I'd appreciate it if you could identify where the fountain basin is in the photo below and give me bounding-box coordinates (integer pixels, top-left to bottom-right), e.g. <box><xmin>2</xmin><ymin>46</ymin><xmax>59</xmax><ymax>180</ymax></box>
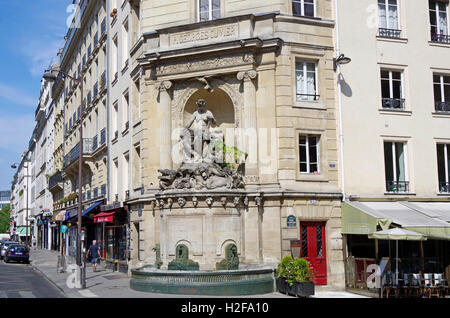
<box><xmin>130</xmin><ymin>266</ymin><xmax>275</xmax><ymax>296</ymax></box>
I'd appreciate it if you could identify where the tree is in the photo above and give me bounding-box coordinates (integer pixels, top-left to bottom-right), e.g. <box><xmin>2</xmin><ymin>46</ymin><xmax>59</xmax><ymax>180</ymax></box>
<box><xmin>0</xmin><ymin>205</ymin><xmax>11</xmax><ymax>233</ymax></box>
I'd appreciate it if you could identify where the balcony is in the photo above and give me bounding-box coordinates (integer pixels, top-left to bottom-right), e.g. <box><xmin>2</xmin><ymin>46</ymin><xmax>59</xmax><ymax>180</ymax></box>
<box><xmin>378</xmin><ymin>28</ymin><xmax>401</xmax><ymax>39</ymax></box>
<box><xmin>386</xmin><ymin>181</ymin><xmax>409</xmax><ymax>193</ymax></box>
<box><xmin>439</xmin><ymin>182</ymin><xmax>450</xmax><ymax>194</ymax></box>
<box><xmin>382</xmin><ymin>98</ymin><xmax>405</xmax><ymax>110</ymax></box>
<box><xmin>48</xmin><ymin>171</ymin><xmax>63</xmax><ymax>192</ymax></box>
<box><xmin>435</xmin><ymin>101</ymin><xmax>450</xmax><ymax>112</ymax></box>
<box><xmin>431</xmin><ymin>31</ymin><xmax>450</xmax><ymax>44</ymax></box>
<box><xmin>35</xmin><ymin>103</ymin><xmax>45</xmax><ymax>120</ymax></box>
<box><xmin>63</xmin><ymin>138</ymin><xmax>95</xmax><ymax>168</ymax></box>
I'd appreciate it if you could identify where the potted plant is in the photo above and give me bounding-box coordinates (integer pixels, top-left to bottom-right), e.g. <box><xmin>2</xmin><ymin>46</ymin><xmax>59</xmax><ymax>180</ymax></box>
<box><xmin>275</xmin><ymin>256</ymin><xmax>315</xmax><ymax>298</ymax></box>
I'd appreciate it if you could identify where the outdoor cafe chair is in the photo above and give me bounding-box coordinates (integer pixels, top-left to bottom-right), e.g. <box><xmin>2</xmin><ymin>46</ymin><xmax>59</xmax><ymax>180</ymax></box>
<box><xmin>408</xmin><ymin>273</ymin><xmax>423</xmax><ymax>298</ymax></box>
<box><xmin>434</xmin><ymin>273</ymin><xmax>447</xmax><ymax>298</ymax></box>
<box><xmin>382</xmin><ymin>271</ymin><xmax>398</xmax><ymax>298</ymax></box>
<box><xmin>424</xmin><ymin>273</ymin><xmax>440</xmax><ymax>298</ymax></box>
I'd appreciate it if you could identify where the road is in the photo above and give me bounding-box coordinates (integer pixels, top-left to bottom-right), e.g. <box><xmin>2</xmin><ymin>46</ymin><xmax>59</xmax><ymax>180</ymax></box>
<box><xmin>0</xmin><ymin>259</ymin><xmax>65</xmax><ymax>298</ymax></box>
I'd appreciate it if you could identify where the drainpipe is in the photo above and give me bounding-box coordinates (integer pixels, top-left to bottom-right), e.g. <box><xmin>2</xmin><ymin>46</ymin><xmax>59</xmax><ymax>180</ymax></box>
<box><xmin>334</xmin><ymin>0</ymin><xmax>345</xmax><ymax>202</ymax></box>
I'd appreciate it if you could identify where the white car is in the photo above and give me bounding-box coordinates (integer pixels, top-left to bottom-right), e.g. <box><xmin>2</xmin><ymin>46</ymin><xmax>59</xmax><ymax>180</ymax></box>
<box><xmin>0</xmin><ymin>241</ymin><xmax>16</xmax><ymax>259</ymax></box>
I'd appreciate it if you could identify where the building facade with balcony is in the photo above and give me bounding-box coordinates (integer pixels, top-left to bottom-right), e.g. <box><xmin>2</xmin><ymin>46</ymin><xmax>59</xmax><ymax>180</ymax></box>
<box><xmin>49</xmin><ymin>0</ymin><xmax>109</xmax><ymax>260</ymax></box>
<box><xmin>336</xmin><ymin>0</ymin><xmax>450</xmax><ymax>292</ymax></box>
<box><xmin>124</xmin><ymin>0</ymin><xmax>345</xmax><ymax>289</ymax></box>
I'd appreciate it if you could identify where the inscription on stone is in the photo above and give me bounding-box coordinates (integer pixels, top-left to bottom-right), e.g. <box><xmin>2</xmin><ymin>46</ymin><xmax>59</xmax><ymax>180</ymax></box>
<box><xmin>170</xmin><ymin>25</ymin><xmax>238</xmax><ymax>46</ymax></box>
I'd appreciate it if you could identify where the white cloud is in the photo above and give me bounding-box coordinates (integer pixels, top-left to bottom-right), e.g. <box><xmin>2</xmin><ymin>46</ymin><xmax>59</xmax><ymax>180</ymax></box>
<box><xmin>0</xmin><ymin>83</ymin><xmax>37</xmax><ymax>107</ymax></box>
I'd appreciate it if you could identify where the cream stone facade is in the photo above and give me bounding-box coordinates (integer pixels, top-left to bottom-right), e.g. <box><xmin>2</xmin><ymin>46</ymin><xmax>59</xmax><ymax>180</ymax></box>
<box><xmin>127</xmin><ymin>0</ymin><xmax>345</xmax><ymax>289</ymax></box>
<box><xmin>337</xmin><ymin>0</ymin><xmax>450</xmax><ymax>199</ymax></box>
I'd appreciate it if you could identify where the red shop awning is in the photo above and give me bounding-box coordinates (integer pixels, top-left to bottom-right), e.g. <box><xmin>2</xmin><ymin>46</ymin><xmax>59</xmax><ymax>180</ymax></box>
<box><xmin>94</xmin><ymin>211</ymin><xmax>116</xmax><ymax>223</ymax></box>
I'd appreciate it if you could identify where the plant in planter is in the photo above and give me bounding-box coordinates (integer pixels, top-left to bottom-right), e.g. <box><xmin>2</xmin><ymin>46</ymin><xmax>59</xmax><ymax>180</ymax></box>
<box><xmin>275</xmin><ymin>256</ymin><xmax>315</xmax><ymax>297</ymax></box>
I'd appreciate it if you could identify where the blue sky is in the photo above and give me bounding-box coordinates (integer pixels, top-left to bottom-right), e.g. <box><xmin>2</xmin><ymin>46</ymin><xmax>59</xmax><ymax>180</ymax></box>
<box><xmin>0</xmin><ymin>1</ymin><xmax>72</xmax><ymax>190</ymax></box>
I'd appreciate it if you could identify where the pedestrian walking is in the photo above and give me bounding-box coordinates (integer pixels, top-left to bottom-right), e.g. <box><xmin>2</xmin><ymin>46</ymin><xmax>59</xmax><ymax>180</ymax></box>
<box><xmin>86</xmin><ymin>240</ymin><xmax>101</xmax><ymax>272</ymax></box>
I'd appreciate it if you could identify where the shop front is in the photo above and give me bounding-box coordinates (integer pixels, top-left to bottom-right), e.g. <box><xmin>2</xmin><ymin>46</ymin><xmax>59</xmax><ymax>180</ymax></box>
<box><xmin>342</xmin><ymin>201</ymin><xmax>450</xmax><ymax>295</ymax></box>
<box><xmin>97</xmin><ymin>202</ymin><xmax>129</xmax><ymax>273</ymax></box>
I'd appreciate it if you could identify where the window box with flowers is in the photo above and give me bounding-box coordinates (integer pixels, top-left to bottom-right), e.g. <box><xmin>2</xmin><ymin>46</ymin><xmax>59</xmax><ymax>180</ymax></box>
<box><xmin>275</xmin><ymin>256</ymin><xmax>315</xmax><ymax>297</ymax></box>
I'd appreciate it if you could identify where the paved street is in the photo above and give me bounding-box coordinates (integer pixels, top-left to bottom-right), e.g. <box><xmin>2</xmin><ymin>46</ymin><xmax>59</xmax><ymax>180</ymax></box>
<box><xmin>0</xmin><ymin>259</ymin><xmax>64</xmax><ymax>298</ymax></box>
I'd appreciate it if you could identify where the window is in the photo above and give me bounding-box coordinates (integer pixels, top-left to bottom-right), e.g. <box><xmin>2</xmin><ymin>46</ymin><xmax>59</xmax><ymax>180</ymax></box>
<box><xmin>122</xmin><ymin>20</ymin><xmax>129</xmax><ymax>68</ymax></box>
<box><xmin>437</xmin><ymin>144</ymin><xmax>450</xmax><ymax>193</ymax></box>
<box><xmin>384</xmin><ymin>141</ymin><xmax>409</xmax><ymax>192</ymax></box>
<box><xmin>112</xmin><ymin>101</ymin><xmax>118</xmax><ymax>138</ymax></box>
<box><xmin>296</xmin><ymin>61</ymin><xmax>319</xmax><ymax>101</ymax></box>
<box><xmin>433</xmin><ymin>74</ymin><xmax>450</xmax><ymax>112</ymax></box>
<box><xmin>292</xmin><ymin>0</ymin><xmax>315</xmax><ymax>17</ymax></box>
<box><xmin>378</xmin><ymin>0</ymin><xmax>401</xmax><ymax>37</ymax></box>
<box><xmin>133</xmin><ymin>145</ymin><xmax>141</xmax><ymax>188</ymax></box>
<box><xmin>430</xmin><ymin>0</ymin><xmax>450</xmax><ymax>43</ymax></box>
<box><xmin>198</xmin><ymin>0</ymin><xmax>220</xmax><ymax>22</ymax></box>
<box><xmin>380</xmin><ymin>69</ymin><xmax>405</xmax><ymax>109</ymax></box>
<box><xmin>112</xmin><ymin>35</ymin><xmax>118</xmax><ymax>80</ymax></box>
<box><xmin>123</xmin><ymin>91</ymin><xmax>129</xmax><ymax>131</ymax></box>
<box><xmin>299</xmin><ymin>135</ymin><xmax>320</xmax><ymax>174</ymax></box>
<box><xmin>112</xmin><ymin>158</ymin><xmax>118</xmax><ymax>198</ymax></box>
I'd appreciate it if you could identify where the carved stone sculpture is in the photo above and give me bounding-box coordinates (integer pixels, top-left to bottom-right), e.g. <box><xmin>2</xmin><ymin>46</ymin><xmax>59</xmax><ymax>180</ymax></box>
<box><xmin>168</xmin><ymin>244</ymin><xmax>199</xmax><ymax>271</ymax></box>
<box><xmin>152</xmin><ymin>244</ymin><xmax>163</xmax><ymax>269</ymax></box>
<box><xmin>216</xmin><ymin>244</ymin><xmax>239</xmax><ymax>270</ymax></box>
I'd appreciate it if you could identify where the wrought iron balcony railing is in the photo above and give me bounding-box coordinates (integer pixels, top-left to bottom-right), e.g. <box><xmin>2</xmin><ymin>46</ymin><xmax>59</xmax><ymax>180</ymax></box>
<box><xmin>386</xmin><ymin>180</ymin><xmax>409</xmax><ymax>193</ymax></box>
<box><xmin>378</xmin><ymin>28</ymin><xmax>402</xmax><ymax>38</ymax></box>
<box><xmin>382</xmin><ymin>98</ymin><xmax>405</xmax><ymax>110</ymax></box>
<box><xmin>435</xmin><ymin>101</ymin><xmax>450</xmax><ymax>112</ymax></box>
<box><xmin>48</xmin><ymin>171</ymin><xmax>63</xmax><ymax>190</ymax></box>
<box><xmin>63</xmin><ymin>138</ymin><xmax>94</xmax><ymax>168</ymax></box>
<box><xmin>296</xmin><ymin>93</ymin><xmax>320</xmax><ymax>101</ymax></box>
<box><xmin>439</xmin><ymin>182</ymin><xmax>450</xmax><ymax>193</ymax></box>
<box><xmin>431</xmin><ymin>31</ymin><xmax>450</xmax><ymax>44</ymax></box>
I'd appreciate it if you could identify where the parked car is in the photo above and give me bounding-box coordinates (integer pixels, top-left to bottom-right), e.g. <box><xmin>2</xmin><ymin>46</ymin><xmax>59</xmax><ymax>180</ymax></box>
<box><xmin>0</xmin><ymin>241</ymin><xmax>16</xmax><ymax>259</ymax></box>
<box><xmin>3</xmin><ymin>244</ymin><xmax>29</xmax><ymax>264</ymax></box>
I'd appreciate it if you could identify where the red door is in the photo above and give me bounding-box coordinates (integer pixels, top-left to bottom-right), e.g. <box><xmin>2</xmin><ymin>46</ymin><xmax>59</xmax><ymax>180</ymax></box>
<box><xmin>300</xmin><ymin>222</ymin><xmax>327</xmax><ymax>285</ymax></box>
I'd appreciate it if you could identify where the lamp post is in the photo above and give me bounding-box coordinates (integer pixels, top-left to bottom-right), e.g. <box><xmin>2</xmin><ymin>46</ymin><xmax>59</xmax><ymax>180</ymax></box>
<box><xmin>11</xmin><ymin>161</ymin><xmax>29</xmax><ymax>247</ymax></box>
<box><xmin>43</xmin><ymin>69</ymin><xmax>85</xmax><ymax>289</ymax></box>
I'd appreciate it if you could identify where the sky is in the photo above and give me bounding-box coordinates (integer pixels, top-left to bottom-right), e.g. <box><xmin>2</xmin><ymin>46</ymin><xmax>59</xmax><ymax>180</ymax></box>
<box><xmin>0</xmin><ymin>1</ymin><xmax>72</xmax><ymax>190</ymax></box>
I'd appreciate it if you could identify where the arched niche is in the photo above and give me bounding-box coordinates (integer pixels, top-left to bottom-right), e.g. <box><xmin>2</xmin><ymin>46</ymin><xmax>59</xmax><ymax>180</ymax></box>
<box><xmin>183</xmin><ymin>88</ymin><xmax>235</xmax><ymax>131</ymax></box>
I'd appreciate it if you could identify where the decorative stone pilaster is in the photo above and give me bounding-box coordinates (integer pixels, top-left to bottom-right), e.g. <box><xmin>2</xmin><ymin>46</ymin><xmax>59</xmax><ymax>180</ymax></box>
<box><xmin>157</xmin><ymin>80</ymin><xmax>173</xmax><ymax>170</ymax></box>
<box><xmin>237</xmin><ymin>71</ymin><xmax>259</xmax><ymax>185</ymax></box>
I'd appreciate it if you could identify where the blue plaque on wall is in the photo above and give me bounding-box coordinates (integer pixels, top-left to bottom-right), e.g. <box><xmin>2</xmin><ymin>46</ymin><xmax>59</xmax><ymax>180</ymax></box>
<box><xmin>287</xmin><ymin>215</ymin><xmax>296</xmax><ymax>227</ymax></box>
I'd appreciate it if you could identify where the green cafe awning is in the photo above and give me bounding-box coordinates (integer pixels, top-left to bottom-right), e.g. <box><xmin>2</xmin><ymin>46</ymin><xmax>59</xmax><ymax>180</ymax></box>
<box><xmin>15</xmin><ymin>226</ymin><xmax>30</xmax><ymax>236</ymax></box>
<box><xmin>342</xmin><ymin>201</ymin><xmax>450</xmax><ymax>240</ymax></box>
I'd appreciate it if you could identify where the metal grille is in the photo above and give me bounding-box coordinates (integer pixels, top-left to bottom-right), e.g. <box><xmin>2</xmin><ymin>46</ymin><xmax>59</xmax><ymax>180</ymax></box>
<box><xmin>316</xmin><ymin>225</ymin><xmax>323</xmax><ymax>257</ymax></box>
<box><xmin>301</xmin><ymin>225</ymin><xmax>308</xmax><ymax>257</ymax></box>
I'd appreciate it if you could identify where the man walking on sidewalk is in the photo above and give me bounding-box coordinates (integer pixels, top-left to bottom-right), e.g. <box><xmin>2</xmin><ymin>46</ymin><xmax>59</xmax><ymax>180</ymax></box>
<box><xmin>86</xmin><ymin>240</ymin><xmax>101</xmax><ymax>272</ymax></box>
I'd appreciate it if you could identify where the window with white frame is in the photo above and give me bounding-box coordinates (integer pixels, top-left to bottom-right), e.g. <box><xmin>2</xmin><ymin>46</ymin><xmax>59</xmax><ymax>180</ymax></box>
<box><xmin>430</xmin><ymin>0</ymin><xmax>450</xmax><ymax>42</ymax></box>
<box><xmin>296</xmin><ymin>61</ymin><xmax>319</xmax><ymax>101</ymax></box>
<box><xmin>380</xmin><ymin>69</ymin><xmax>405</xmax><ymax>109</ymax></box>
<box><xmin>299</xmin><ymin>134</ymin><xmax>320</xmax><ymax>174</ymax></box>
<box><xmin>292</xmin><ymin>0</ymin><xmax>315</xmax><ymax>17</ymax></box>
<box><xmin>433</xmin><ymin>74</ymin><xmax>450</xmax><ymax>112</ymax></box>
<box><xmin>378</xmin><ymin>0</ymin><xmax>401</xmax><ymax>37</ymax></box>
<box><xmin>198</xmin><ymin>0</ymin><xmax>220</xmax><ymax>22</ymax></box>
<box><xmin>437</xmin><ymin>143</ymin><xmax>450</xmax><ymax>193</ymax></box>
<box><xmin>384</xmin><ymin>141</ymin><xmax>409</xmax><ymax>192</ymax></box>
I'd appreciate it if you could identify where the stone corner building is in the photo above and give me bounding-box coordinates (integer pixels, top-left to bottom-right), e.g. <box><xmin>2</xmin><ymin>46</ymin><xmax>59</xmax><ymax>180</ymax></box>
<box><xmin>127</xmin><ymin>0</ymin><xmax>344</xmax><ymax>289</ymax></box>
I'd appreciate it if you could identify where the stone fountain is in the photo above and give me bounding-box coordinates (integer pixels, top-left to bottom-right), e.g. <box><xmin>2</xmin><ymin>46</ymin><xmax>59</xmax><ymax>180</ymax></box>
<box><xmin>130</xmin><ymin>99</ymin><xmax>275</xmax><ymax>295</ymax></box>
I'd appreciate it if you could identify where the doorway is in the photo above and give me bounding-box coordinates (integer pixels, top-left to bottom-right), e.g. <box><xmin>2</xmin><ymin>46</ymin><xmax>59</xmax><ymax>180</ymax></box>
<box><xmin>300</xmin><ymin>221</ymin><xmax>327</xmax><ymax>285</ymax></box>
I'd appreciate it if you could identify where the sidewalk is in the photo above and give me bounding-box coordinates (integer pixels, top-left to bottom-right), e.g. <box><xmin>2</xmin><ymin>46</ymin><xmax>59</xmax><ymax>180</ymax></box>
<box><xmin>30</xmin><ymin>249</ymin><xmax>367</xmax><ymax>298</ymax></box>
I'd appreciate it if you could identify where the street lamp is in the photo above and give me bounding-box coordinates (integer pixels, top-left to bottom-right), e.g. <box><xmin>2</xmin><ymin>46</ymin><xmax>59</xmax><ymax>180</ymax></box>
<box><xmin>333</xmin><ymin>53</ymin><xmax>352</xmax><ymax>71</ymax></box>
<box><xmin>43</xmin><ymin>69</ymin><xmax>86</xmax><ymax>289</ymax></box>
<box><xmin>11</xmin><ymin>162</ymin><xmax>29</xmax><ymax>247</ymax></box>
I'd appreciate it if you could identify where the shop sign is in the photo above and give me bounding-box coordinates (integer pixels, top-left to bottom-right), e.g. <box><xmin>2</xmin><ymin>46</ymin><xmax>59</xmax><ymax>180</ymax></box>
<box><xmin>60</xmin><ymin>225</ymin><xmax>68</xmax><ymax>234</ymax></box>
<box><xmin>290</xmin><ymin>240</ymin><xmax>301</xmax><ymax>258</ymax></box>
<box><xmin>43</xmin><ymin>209</ymin><xmax>52</xmax><ymax>217</ymax></box>
<box><xmin>287</xmin><ymin>215</ymin><xmax>297</xmax><ymax>227</ymax></box>
<box><xmin>100</xmin><ymin>202</ymin><xmax>123</xmax><ymax>212</ymax></box>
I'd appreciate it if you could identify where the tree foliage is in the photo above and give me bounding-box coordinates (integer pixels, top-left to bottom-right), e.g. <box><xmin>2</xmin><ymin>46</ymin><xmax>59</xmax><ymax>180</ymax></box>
<box><xmin>0</xmin><ymin>205</ymin><xmax>10</xmax><ymax>233</ymax></box>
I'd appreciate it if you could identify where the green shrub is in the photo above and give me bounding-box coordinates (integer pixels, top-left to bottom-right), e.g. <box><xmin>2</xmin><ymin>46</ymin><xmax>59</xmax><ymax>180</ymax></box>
<box><xmin>276</xmin><ymin>256</ymin><xmax>313</xmax><ymax>286</ymax></box>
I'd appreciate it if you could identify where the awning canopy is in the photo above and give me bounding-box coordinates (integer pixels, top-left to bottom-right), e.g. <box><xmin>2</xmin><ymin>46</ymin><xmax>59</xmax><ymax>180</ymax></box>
<box><xmin>15</xmin><ymin>226</ymin><xmax>30</xmax><ymax>236</ymax></box>
<box><xmin>94</xmin><ymin>211</ymin><xmax>117</xmax><ymax>223</ymax></box>
<box><xmin>52</xmin><ymin>211</ymin><xmax>66</xmax><ymax>222</ymax></box>
<box><xmin>342</xmin><ymin>201</ymin><xmax>450</xmax><ymax>240</ymax></box>
<box><xmin>65</xmin><ymin>200</ymin><xmax>103</xmax><ymax>221</ymax></box>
